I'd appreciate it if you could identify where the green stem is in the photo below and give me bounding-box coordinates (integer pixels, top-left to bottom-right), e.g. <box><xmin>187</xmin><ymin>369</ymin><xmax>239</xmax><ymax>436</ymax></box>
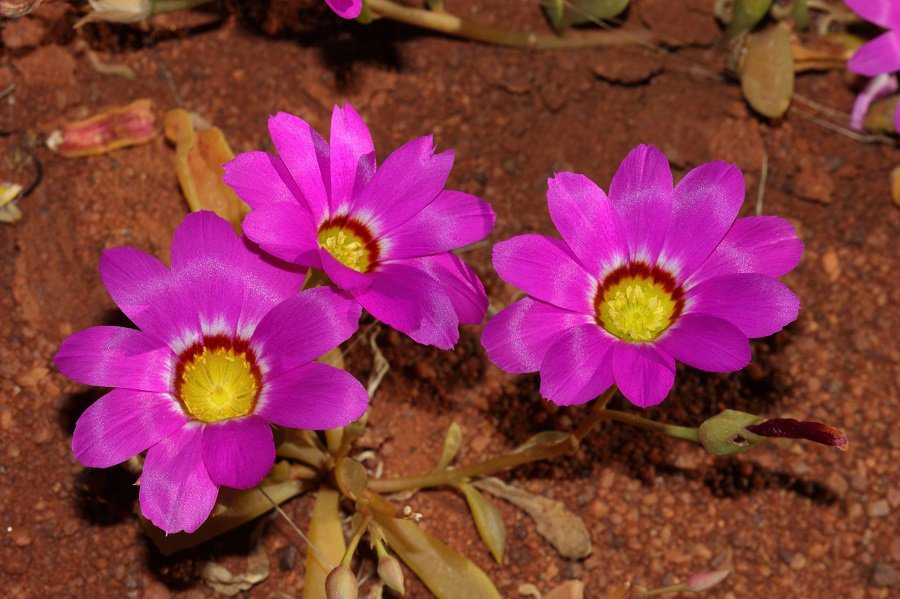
<box><xmin>368</xmin><ymin>388</ymin><xmax>616</xmax><ymax>494</ymax></box>
<box><xmin>600</xmin><ymin>409</ymin><xmax>701</xmax><ymax>443</ymax></box>
<box><xmin>340</xmin><ymin>514</ymin><xmax>371</xmax><ymax>567</ymax></box>
<box><xmin>365</xmin><ymin>0</ymin><xmax>653</xmax><ymax>49</ymax></box>
<box><xmin>151</xmin><ymin>0</ymin><xmax>214</xmax><ymax>15</ymax></box>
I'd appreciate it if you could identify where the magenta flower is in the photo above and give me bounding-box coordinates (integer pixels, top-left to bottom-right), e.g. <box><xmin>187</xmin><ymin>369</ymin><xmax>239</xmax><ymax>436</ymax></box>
<box><xmin>56</xmin><ymin>212</ymin><xmax>368</xmax><ymax>534</ymax></box>
<box><xmin>326</xmin><ymin>0</ymin><xmax>362</xmax><ymax>19</ymax></box>
<box><xmin>846</xmin><ymin>0</ymin><xmax>900</xmax><ymax>130</ymax></box>
<box><xmin>482</xmin><ymin>145</ymin><xmax>802</xmax><ymax>408</ymax></box>
<box><xmin>223</xmin><ymin>104</ymin><xmax>495</xmax><ymax>350</ymax></box>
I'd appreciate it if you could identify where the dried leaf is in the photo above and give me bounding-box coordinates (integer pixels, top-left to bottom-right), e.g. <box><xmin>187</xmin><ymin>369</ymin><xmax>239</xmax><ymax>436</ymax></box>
<box><xmin>0</xmin><ymin>182</ymin><xmax>23</xmax><ymax>224</ymax></box>
<box><xmin>47</xmin><ymin>99</ymin><xmax>156</xmax><ymax>158</ymax></box>
<box><xmin>458</xmin><ymin>483</ymin><xmax>507</xmax><ymax>563</ymax></box>
<box><xmin>371</xmin><ymin>499</ymin><xmax>502</xmax><ymax>599</ymax></box>
<box><xmin>366</xmin><ymin>331</ymin><xmax>390</xmax><ymax>398</ymax></box>
<box><xmin>434</xmin><ymin>422</ymin><xmax>462</xmax><ymax>471</ymax></box>
<box><xmin>603</xmin><ymin>584</ymin><xmax>631</xmax><ymax>599</ymax></box>
<box><xmin>474</xmin><ymin>477</ymin><xmax>591</xmax><ymax>559</ymax></box>
<box><xmin>514</xmin><ymin>431</ymin><xmax>571</xmax><ymax>453</ymax></box>
<box><xmin>200</xmin><ymin>538</ymin><xmax>270</xmax><ymax>596</ymax></box>
<box><xmin>545</xmin><ymin>580</ymin><xmax>585</xmax><ymax>599</ymax></box>
<box><xmin>864</xmin><ymin>96</ymin><xmax>899</xmax><ymax>133</ymax></box>
<box><xmin>142</xmin><ymin>478</ymin><xmax>305</xmax><ymax>555</ymax></box>
<box><xmin>0</xmin><ymin>0</ymin><xmax>43</xmax><ymax>18</ymax></box>
<box><xmin>739</xmin><ymin>22</ymin><xmax>794</xmax><ymax>118</ymax></box>
<box><xmin>303</xmin><ymin>489</ymin><xmax>347</xmax><ymax>599</ymax></box>
<box><xmin>163</xmin><ymin>108</ymin><xmax>249</xmax><ymax>233</ymax></box>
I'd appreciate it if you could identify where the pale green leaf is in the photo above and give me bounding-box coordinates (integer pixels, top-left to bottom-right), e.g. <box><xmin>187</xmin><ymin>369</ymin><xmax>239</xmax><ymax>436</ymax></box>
<box><xmin>434</xmin><ymin>422</ymin><xmax>462</xmax><ymax>471</ymax></box>
<box><xmin>458</xmin><ymin>483</ymin><xmax>507</xmax><ymax>563</ymax></box>
<box><xmin>303</xmin><ymin>489</ymin><xmax>347</xmax><ymax>599</ymax></box>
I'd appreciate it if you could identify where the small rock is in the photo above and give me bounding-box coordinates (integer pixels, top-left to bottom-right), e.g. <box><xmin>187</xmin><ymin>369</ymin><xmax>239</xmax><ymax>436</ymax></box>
<box><xmin>825</xmin><ymin>471</ymin><xmax>849</xmax><ymax>498</ymax></box>
<box><xmin>16</xmin><ymin>366</ymin><xmax>48</xmax><ymax>388</ymax></box>
<box><xmin>12</xmin><ymin>529</ymin><xmax>32</xmax><ymax>547</ymax></box>
<box><xmin>867</xmin><ymin>499</ymin><xmax>891</xmax><ymax>518</ymax></box>
<box><xmin>143</xmin><ymin>580</ymin><xmax>172</xmax><ymax>599</ymax></box>
<box><xmin>789</xmin><ymin>553</ymin><xmax>807</xmax><ymax>570</ymax></box>
<box><xmin>821</xmin><ymin>250</ymin><xmax>840</xmax><ymax>282</ymax></box>
<box><xmin>276</xmin><ymin>544</ymin><xmax>297</xmax><ymax>572</ymax></box>
<box><xmin>871</xmin><ymin>562</ymin><xmax>899</xmax><ymax>588</ymax></box>
<box><xmin>794</xmin><ymin>157</ymin><xmax>834</xmax><ymax>204</ymax></box>
<box><xmin>0</xmin><ymin>409</ymin><xmax>12</xmax><ymax>431</ymax></box>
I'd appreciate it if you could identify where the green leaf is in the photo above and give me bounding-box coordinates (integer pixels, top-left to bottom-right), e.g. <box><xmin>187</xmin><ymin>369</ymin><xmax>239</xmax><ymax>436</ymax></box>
<box><xmin>303</xmin><ymin>489</ymin><xmax>347</xmax><ymax>599</ymax></box>
<box><xmin>142</xmin><ymin>479</ymin><xmax>305</xmax><ymax>556</ymax></box>
<box><xmin>513</xmin><ymin>430</ymin><xmax>571</xmax><ymax>453</ymax></box>
<box><xmin>372</xmin><ymin>509</ymin><xmax>502</xmax><ymax>599</ymax></box>
<box><xmin>458</xmin><ymin>483</ymin><xmax>507</xmax><ymax>563</ymax></box>
<box><xmin>543</xmin><ymin>0</ymin><xmax>629</xmax><ymax>31</ymax></box>
<box><xmin>434</xmin><ymin>422</ymin><xmax>463</xmax><ymax>471</ymax></box>
<box><xmin>726</xmin><ymin>0</ymin><xmax>774</xmax><ymax>38</ymax></box>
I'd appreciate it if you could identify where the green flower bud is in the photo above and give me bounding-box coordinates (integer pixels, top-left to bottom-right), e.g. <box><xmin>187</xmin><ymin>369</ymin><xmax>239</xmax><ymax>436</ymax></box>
<box><xmin>698</xmin><ymin>409</ymin><xmax>765</xmax><ymax>456</ymax></box>
<box><xmin>377</xmin><ymin>555</ymin><xmax>405</xmax><ymax>595</ymax></box>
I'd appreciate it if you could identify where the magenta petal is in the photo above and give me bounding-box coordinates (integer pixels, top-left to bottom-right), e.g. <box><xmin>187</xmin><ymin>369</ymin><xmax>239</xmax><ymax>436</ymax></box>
<box><xmin>237</xmin><ymin>242</ymin><xmax>307</xmax><ymax>338</ymax></box>
<box><xmin>408</xmin><ymin>253</ymin><xmax>487</xmax><ymax>325</ymax></box>
<box><xmin>268</xmin><ymin>112</ymin><xmax>331</xmax><ymax>222</ymax></box>
<box><xmin>326</xmin><ymin>0</ymin><xmax>362</xmax><ymax>19</ymax></box>
<box><xmin>611</xmin><ymin>343</ymin><xmax>675</xmax><ymax>408</ymax></box>
<box><xmin>657</xmin><ymin>314</ymin><xmax>750</xmax><ymax>372</ymax></box>
<box><xmin>493</xmin><ymin>234</ymin><xmax>596</xmax><ymax>314</ymax></box>
<box><xmin>222</xmin><ymin>151</ymin><xmax>299</xmax><ymax>210</ymax></box>
<box><xmin>55</xmin><ymin>326</ymin><xmax>174</xmax><ymax>392</ymax></box>
<box><xmin>547</xmin><ymin>172</ymin><xmax>625</xmax><ymax>277</ymax></box>
<box><xmin>352</xmin><ymin>136</ymin><xmax>454</xmax><ymax>235</ymax></box>
<box><xmin>846</xmin><ymin>0</ymin><xmax>900</xmax><ymax>29</ymax></box>
<box><xmin>320</xmin><ymin>248</ymin><xmax>373</xmax><ymax>290</ymax></box>
<box><xmin>259</xmin><ymin>362</ymin><xmax>368</xmax><ymax>429</ymax></box>
<box><xmin>140</xmin><ymin>424</ymin><xmax>219</xmax><ymax>534</ymax></box>
<box><xmin>242</xmin><ymin>200</ymin><xmax>320</xmax><ymax>267</ymax></box>
<box><xmin>663</xmin><ymin>161</ymin><xmax>744</xmax><ymax>280</ymax></box>
<box><xmin>481</xmin><ymin>298</ymin><xmax>592</xmax><ymax>373</ymax></box>
<box><xmin>201</xmin><ymin>416</ymin><xmax>274</xmax><ymax>489</ymax></box>
<box><xmin>381</xmin><ymin>190</ymin><xmax>496</xmax><ymax>260</ymax></box>
<box><xmin>848</xmin><ymin>32</ymin><xmax>900</xmax><ymax>77</ymax></box>
<box><xmin>99</xmin><ymin>247</ymin><xmax>203</xmax><ymax>350</ymax></box>
<box><xmin>354</xmin><ymin>263</ymin><xmax>459</xmax><ymax>349</ymax></box>
<box><xmin>689</xmin><ymin>216</ymin><xmax>803</xmax><ymax>284</ymax></box>
<box><xmin>170</xmin><ymin>211</ymin><xmax>244</xmax><ymax>337</ymax></box>
<box><xmin>686</xmin><ymin>274</ymin><xmax>800</xmax><ymax>337</ymax></box>
<box><xmin>72</xmin><ymin>389</ymin><xmax>187</xmax><ymax>468</ymax></box>
<box><xmin>251</xmin><ymin>286</ymin><xmax>361</xmax><ymax>377</ymax></box>
<box><xmin>329</xmin><ymin>104</ymin><xmax>375</xmax><ymax>213</ymax></box>
<box><xmin>608</xmin><ymin>145</ymin><xmax>673</xmax><ymax>263</ymax></box>
<box><xmin>539</xmin><ymin>324</ymin><xmax>615</xmax><ymax>406</ymax></box>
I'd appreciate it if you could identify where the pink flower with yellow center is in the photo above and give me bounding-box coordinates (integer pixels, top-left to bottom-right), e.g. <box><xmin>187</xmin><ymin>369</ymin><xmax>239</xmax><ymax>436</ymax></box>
<box><xmin>845</xmin><ymin>0</ymin><xmax>900</xmax><ymax>131</ymax></box>
<box><xmin>56</xmin><ymin>212</ymin><xmax>368</xmax><ymax>534</ymax></box>
<box><xmin>482</xmin><ymin>145</ymin><xmax>803</xmax><ymax>408</ymax></box>
<box><xmin>223</xmin><ymin>104</ymin><xmax>495</xmax><ymax>349</ymax></box>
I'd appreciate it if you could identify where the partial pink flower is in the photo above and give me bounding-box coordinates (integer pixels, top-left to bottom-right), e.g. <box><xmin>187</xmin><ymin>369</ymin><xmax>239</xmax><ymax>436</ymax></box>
<box><xmin>846</xmin><ymin>0</ymin><xmax>900</xmax><ymax>131</ymax></box>
<box><xmin>223</xmin><ymin>104</ymin><xmax>495</xmax><ymax>350</ymax></box>
<box><xmin>326</xmin><ymin>0</ymin><xmax>362</xmax><ymax>19</ymax></box>
<box><xmin>56</xmin><ymin>211</ymin><xmax>368</xmax><ymax>534</ymax></box>
<box><xmin>482</xmin><ymin>145</ymin><xmax>803</xmax><ymax>409</ymax></box>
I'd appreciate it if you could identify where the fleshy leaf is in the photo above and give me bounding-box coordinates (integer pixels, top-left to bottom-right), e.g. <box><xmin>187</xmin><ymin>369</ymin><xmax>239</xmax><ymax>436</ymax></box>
<box><xmin>542</xmin><ymin>0</ymin><xmax>629</xmax><ymax>31</ymax></box>
<box><xmin>371</xmin><ymin>498</ymin><xmax>502</xmax><ymax>599</ymax></box>
<box><xmin>434</xmin><ymin>422</ymin><xmax>463</xmax><ymax>471</ymax></box>
<box><xmin>513</xmin><ymin>430</ymin><xmax>572</xmax><ymax>453</ymax></box>
<box><xmin>163</xmin><ymin>108</ymin><xmax>249</xmax><ymax>233</ymax></box>
<box><xmin>303</xmin><ymin>489</ymin><xmax>347</xmax><ymax>599</ymax></box>
<box><xmin>458</xmin><ymin>483</ymin><xmax>507</xmax><ymax>563</ymax></box>
<box><xmin>739</xmin><ymin>22</ymin><xmax>794</xmax><ymax>118</ymax></box>
<box><xmin>335</xmin><ymin>457</ymin><xmax>369</xmax><ymax>500</ymax></box>
<box><xmin>725</xmin><ymin>0</ymin><xmax>774</xmax><ymax>38</ymax></box>
<box><xmin>142</xmin><ymin>477</ymin><xmax>305</xmax><ymax>555</ymax></box>
<box><xmin>698</xmin><ymin>409</ymin><xmax>765</xmax><ymax>456</ymax></box>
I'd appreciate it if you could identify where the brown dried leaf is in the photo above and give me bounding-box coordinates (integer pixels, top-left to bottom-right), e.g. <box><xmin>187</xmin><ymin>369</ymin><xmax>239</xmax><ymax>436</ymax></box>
<box><xmin>47</xmin><ymin>99</ymin><xmax>156</xmax><ymax>158</ymax></box>
<box><xmin>200</xmin><ymin>539</ymin><xmax>270</xmax><ymax>596</ymax></box>
<box><xmin>164</xmin><ymin>108</ymin><xmax>249</xmax><ymax>233</ymax></box>
<box><xmin>474</xmin><ymin>477</ymin><xmax>591</xmax><ymax>559</ymax></box>
<box><xmin>739</xmin><ymin>22</ymin><xmax>794</xmax><ymax>118</ymax></box>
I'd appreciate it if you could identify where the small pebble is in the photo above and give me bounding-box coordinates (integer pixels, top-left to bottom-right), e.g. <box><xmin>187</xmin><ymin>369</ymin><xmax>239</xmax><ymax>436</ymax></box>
<box><xmin>867</xmin><ymin>500</ymin><xmax>890</xmax><ymax>518</ymax></box>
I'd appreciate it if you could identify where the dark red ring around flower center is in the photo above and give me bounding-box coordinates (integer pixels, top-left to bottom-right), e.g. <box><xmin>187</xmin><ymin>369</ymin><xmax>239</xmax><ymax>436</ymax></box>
<box><xmin>318</xmin><ymin>215</ymin><xmax>381</xmax><ymax>272</ymax></box>
<box><xmin>593</xmin><ymin>262</ymin><xmax>686</xmax><ymax>325</ymax></box>
<box><xmin>173</xmin><ymin>335</ymin><xmax>263</xmax><ymax>413</ymax></box>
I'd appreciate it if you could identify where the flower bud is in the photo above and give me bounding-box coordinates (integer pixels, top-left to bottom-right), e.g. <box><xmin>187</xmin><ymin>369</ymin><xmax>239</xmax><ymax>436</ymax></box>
<box><xmin>377</xmin><ymin>555</ymin><xmax>405</xmax><ymax>595</ymax></box>
<box><xmin>698</xmin><ymin>409</ymin><xmax>765</xmax><ymax>456</ymax></box>
<box><xmin>685</xmin><ymin>570</ymin><xmax>730</xmax><ymax>592</ymax></box>
<box><xmin>325</xmin><ymin>565</ymin><xmax>358</xmax><ymax>599</ymax></box>
<box><xmin>745</xmin><ymin>418</ymin><xmax>848</xmax><ymax>450</ymax></box>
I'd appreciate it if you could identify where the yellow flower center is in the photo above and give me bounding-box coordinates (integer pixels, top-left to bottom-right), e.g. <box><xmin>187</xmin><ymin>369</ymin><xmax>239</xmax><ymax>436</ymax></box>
<box><xmin>596</xmin><ymin>265</ymin><xmax>682</xmax><ymax>343</ymax></box>
<box><xmin>318</xmin><ymin>225</ymin><xmax>371</xmax><ymax>272</ymax></box>
<box><xmin>178</xmin><ymin>344</ymin><xmax>260</xmax><ymax>423</ymax></box>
